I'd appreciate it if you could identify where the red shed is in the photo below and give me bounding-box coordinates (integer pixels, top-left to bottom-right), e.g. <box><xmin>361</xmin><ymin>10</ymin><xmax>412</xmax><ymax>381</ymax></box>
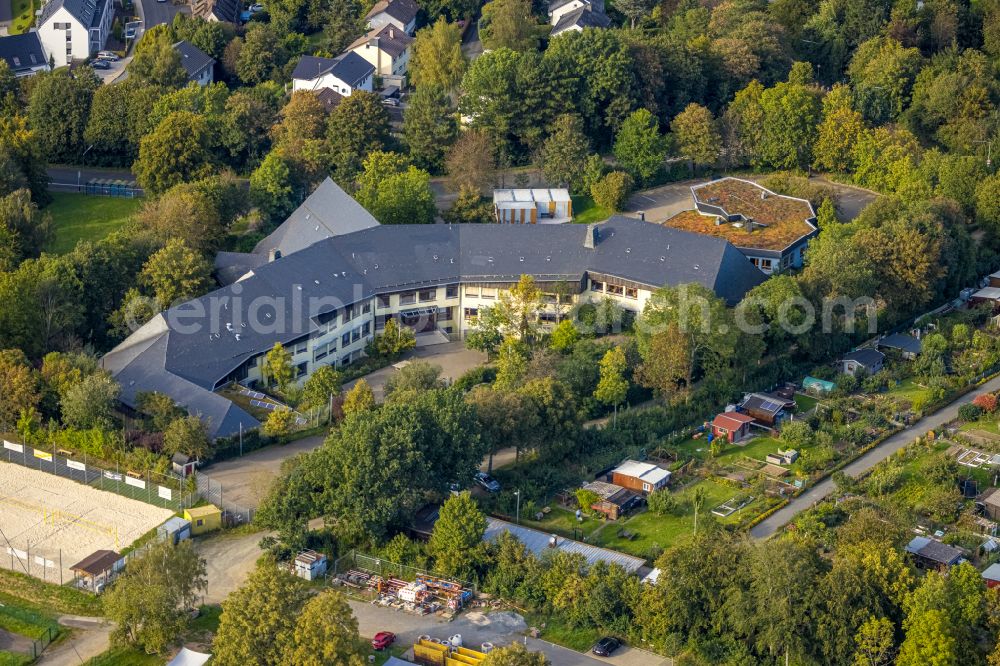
<box><xmin>711</xmin><ymin>412</ymin><xmax>755</xmax><ymax>443</ymax></box>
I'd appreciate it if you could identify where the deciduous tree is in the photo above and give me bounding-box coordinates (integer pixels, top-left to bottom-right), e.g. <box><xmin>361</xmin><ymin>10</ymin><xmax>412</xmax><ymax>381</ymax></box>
<box><xmin>479</xmin><ymin>0</ymin><xmax>538</xmax><ymax>52</ymax></box>
<box><xmin>139</xmin><ymin>238</ymin><xmax>213</xmax><ymax>307</ymax></box>
<box><xmin>614</xmin><ymin>109</ymin><xmax>667</xmax><ymax>184</ymax></box>
<box><xmin>403</xmin><ymin>86</ymin><xmax>459</xmax><ymax>173</ymax></box>
<box><xmin>264</xmin><ymin>342</ymin><xmax>295</xmax><ymax>392</ymax></box>
<box><xmin>410</xmin><ymin>18</ymin><xmax>467</xmax><ymax>91</ymax></box>
<box><xmin>670</xmin><ymin>103</ymin><xmax>721</xmax><ymax>171</ymax></box>
<box><xmin>429</xmin><ymin>491</ymin><xmax>487</xmax><ymax>580</ymax></box>
<box><xmin>540</xmin><ymin>114</ymin><xmax>590</xmax><ymax>191</ymax></box>
<box><xmin>135</xmin><ymin>111</ymin><xmax>215</xmax><ymax>194</ymax></box>
<box><xmin>342</xmin><ymin>378</ymin><xmax>376</xmax><ymax>416</ymax></box>
<box><xmin>289</xmin><ymin>591</ymin><xmax>366</xmax><ymax>666</ymax></box>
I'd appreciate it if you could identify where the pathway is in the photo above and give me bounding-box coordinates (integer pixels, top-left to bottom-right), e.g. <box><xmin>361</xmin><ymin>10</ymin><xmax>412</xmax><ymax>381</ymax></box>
<box><xmin>36</xmin><ymin>616</ymin><xmax>111</xmax><ymax>666</ymax></box>
<box><xmin>750</xmin><ymin>374</ymin><xmax>1000</xmax><ymax>539</ymax></box>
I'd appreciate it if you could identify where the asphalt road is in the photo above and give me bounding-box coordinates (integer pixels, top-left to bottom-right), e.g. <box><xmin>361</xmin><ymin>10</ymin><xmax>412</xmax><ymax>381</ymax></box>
<box><xmin>750</xmin><ymin>373</ymin><xmax>1000</xmax><ymax>539</ymax></box>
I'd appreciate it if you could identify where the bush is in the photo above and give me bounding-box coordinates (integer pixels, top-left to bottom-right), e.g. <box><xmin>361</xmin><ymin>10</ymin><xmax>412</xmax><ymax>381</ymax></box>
<box><xmin>973</xmin><ymin>393</ymin><xmax>998</xmax><ymax>413</ymax></box>
<box><xmin>958</xmin><ymin>403</ymin><xmax>983</xmax><ymax>422</ymax></box>
<box><xmin>590</xmin><ymin>171</ymin><xmax>633</xmax><ymax>212</ymax></box>
<box><xmin>647</xmin><ymin>489</ymin><xmax>679</xmax><ymax>516</ymax></box>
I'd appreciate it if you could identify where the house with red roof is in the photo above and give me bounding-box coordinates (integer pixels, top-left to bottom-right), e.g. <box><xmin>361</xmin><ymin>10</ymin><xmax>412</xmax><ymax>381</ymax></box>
<box><xmin>711</xmin><ymin>412</ymin><xmax>755</xmax><ymax>443</ymax></box>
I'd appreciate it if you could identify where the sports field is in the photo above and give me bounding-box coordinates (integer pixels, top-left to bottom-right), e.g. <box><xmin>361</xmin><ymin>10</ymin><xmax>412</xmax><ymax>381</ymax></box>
<box><xmin>0</xmin><ymin>463</ymin><xmax>173</xmax><ymax>582</ymax></box>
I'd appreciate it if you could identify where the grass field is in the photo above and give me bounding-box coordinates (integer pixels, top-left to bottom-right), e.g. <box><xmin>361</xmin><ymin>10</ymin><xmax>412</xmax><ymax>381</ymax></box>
<box><xmin>88</xmin><ymin>647</ymin><xmax>164</xmax><ymax>665</ymax></box>
<box><xmin>8</xmin><ymin>0</ymin><xmax>38</xmax><ymax>34</ymax></box>
<box><xmin>0</xmin><ymin>651</ymin><xmax>33</xmax><ymax>666</ymax></box>
<box><xmin>0</xmin><ymin>570</ymin><xmax>101</xmax><ymax>616</ymax></box>
<box><xmin>0</xmin><ymin>597</ymin><xmax>59</xmax><ymax>640</ymax></box>
<box><xmin>794</xmin><ymin>393</ymin><xmax>819</xmax><ymax>412</ymax></box>
<box><xmin>44</xmin><ymin>194</ymin><xmax>142</xmax><ymax>254</ymax></box>
<box><xmin>886</xmin><ymin>378</ymin><xmax>933</xmax><ymax>405</ymax></box>
<box><xmin>571</xmin><ymin>194</ymin><xmax>612</xmax><ymax>224</ymax></box>
<box><xmin>522</xmin><ymin>506</ymin><xmax>602</xmax><ymax>541</ymax></box>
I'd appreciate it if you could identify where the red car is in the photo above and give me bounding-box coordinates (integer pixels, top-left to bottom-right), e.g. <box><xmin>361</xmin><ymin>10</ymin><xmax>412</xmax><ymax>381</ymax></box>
<box><xmin>371</xmin><ymin>632</ymin><xmax>395</xmax><ymax>650</ymax></box>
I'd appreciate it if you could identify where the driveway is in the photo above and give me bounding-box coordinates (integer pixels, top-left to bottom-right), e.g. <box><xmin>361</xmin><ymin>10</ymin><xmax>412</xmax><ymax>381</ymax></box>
<box><xmin>136</xmin><ymin>0</ymin><xmax>186</xmax><ymax>29</ymax></box>
<box><xmin>36</xmin><ymin>616</ymin><xmax>111</xmax><ymax>666</ymax></box>
<box><xmin>343</xmin><ymin>341</ymin><xmax>486</xmax><ymax>402</ymax></box>
<box><xmin>194</xmin><ymin>530</ymin><xmax>270</xmax><ymax>604</ymax></box>
<box><xmin>750</xmin><ymin>373</ymin><xmax>1000</xmax><ymax>539</ymax></box>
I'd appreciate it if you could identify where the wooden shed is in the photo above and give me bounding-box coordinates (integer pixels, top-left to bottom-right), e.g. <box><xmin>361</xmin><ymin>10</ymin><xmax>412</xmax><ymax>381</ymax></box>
<box><xmin>183</xmin><ymin>505</ymin><xmax>222</xmax><ymax>535</ymax></box>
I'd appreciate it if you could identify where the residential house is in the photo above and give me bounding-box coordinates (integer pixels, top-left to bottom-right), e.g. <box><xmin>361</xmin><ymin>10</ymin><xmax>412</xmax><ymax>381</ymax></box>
<box><xmin>291</xmin><ymin>53</ymin><xmax>374</xmax><ymax>96</ymax></box>
<box><xmin>348</xmin><ymin>24</ymin><xmax>412</xmax><ymax>82</ymax></box>
<box><xmin>664</xmin><ymin>177</ymin><xmax>818</xmax><ymax>274</ymax></box>
<box><xmin>905</xmin><ymin>536</ymin><xmax>965</xmax><ymax>570</ymax></box>
<box><xmin>364</xmin><ymin>0</ymin><xmax>419</xmax><ymax>35</ymax></box>
<box><xmin>877</xmin><ymin>333</ymin><xmax>922</xmax><ymax>360</ymax></box>
<box><xmin>0</xmin><ymin>33</ymin><xmax>50</xmax><ymax>77</ymax></box>
<box><xmin>104</xmin><ymin>183</ymin><xmax>768</xmax><ymax>439</ymax></box>
<box><xmin>37</xmin><ymin>0</ymin><xmax>114</xmax><ymax>67</ymax></box>
<box><xmin>192</xmin><ymin>0</ymin><xmax>240</xmax><ymax>23</ymax></box>
<box><xmin>979</xmin><ymin>487</ymin><xmax>1000</xmax><ymax>521</ymax></box>
<box><xmin>840</xmin><ymin>348</ymin><xmax>885</xmax><ymax>377</ymax></box>
<box><xmin>738</xmin><ymin>392</ymin><xmax>794</xmax><ymax>427</ymax></box>
<box><xmin>711</xmin><ymin>411</ymin><xmax>755</xmax><ymax>443</ymax></box>
<box><xmin>982</xmin><ymin>563</ymin><xmax>1000</xmax><ymax>589</ymax></box>
<box><xmin>549</xmin><ymin>0</ymin><xmax>611</xmax><ymax>37</ymax></box>
<box><xmin>173</xmin><ymin>40</ymin><xmax>214</xmax><ymax>86</ymax></box>
<box><xmin>581</xmin><ymin>481</ymin><xmax>642</xmax><ymax>520</ymax></box>
<box><xmin>493</xmin><ymin>188</ymin><xmax>573</xmax><ymax>224</ymax></box>
<box><xmin>610</xmin><ymin>460</ymin><xmax>671</xmax><ymax>494</ymax></box>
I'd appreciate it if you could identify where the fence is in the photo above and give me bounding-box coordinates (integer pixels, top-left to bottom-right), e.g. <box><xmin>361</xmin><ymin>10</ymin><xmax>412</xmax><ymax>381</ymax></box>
<box><xmin>0</xmin><ymin>602</ymin><xmax>58</xmax><ymax>661</ymax></box>
<box><xmin>0</xmin><ymin>438</ymin><xmax>194</xmax><ymax>511</ymax></box>
<box><xmin>0</xmin><ymin>530</ymin><xmax>73</xmax><ymax>585</ymax></box>
<box><xmin>331</xmin><ymin>550</ymin><xmax>476</xmax><ymax>595</ymax></box>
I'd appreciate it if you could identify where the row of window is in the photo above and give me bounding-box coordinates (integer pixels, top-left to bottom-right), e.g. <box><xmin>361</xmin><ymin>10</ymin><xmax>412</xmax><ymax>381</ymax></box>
<box><xmin>590</xmin><ymin>280</ymin><xmax>638</xmax><ymax>299</ymax></box>
<box><xmin>377</xmin><ymin>285</ymin><xmax>459</xmax><ymax>309</ymax></box>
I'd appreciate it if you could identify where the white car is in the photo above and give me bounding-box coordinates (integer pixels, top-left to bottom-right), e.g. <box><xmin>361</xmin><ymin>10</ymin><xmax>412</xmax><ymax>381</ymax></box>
<box><xmin>96</xmin><ymin>50</ymin><xmax>119</xmax><ymax>61</ymax></box>
<box><xmin>248</xmin><ymin>3</ymin><xmax>264</xmax><ymax>11</ymax></box>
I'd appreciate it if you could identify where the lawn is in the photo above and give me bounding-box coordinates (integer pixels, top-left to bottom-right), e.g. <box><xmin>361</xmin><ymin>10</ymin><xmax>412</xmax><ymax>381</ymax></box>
<box><xmin>674</xmin><ymin>434</ymin><xmax>785</xmax><ymax>464</ymax></box>
<box><xmin>8</xmin><ymin>0</ymin><xmax>38</xmax><ymax>34</ymax></box>
<box><xmin>521</xmin><ymin>505</ymin><xmax>602</xmax><ymax>542</ymax></box>
<box><xmin>524</xmin><ymin>611</ymin><xmax>603</xmax><ymax>653</ymax></box>
<box><xmin>592</xmin><ymin>479</ymin><xmax>737</xmax><ymax>558</ymax></box>
<box><xmin>571</xmin><ymin>194</ymin><xmax>612</xmax><ymax>224</ymax></box>
<box><xmin>87</xmin><ymin>647</ymin><xmax>164</xmax><ymax>666</ymax></box>
<box><xmin>886</xmin><ymin>378</ymin><xmax>933</xmax><ymax>405</ymax></box>
<box><xmin>0</xmin><ymin>652</ymin><xmax>33</xmax><ymax>666</ymax></box>
<box><xmin>0</xmin><ymin>597</ymin><xmax>59</xmax><ymax>640</ymax></box>
<box><xmin>44</xmin><ymin>193</ymin><xmax>142</xmax><ymax>254</ymax></box>
<box><xmin>794</xmin><ymin>393</ymin><xmax>819</xmax><ymax>412</ymax></box>
<box><xmin>0</xmin><ymin>570</ymin><xmax>101</xmax><ymax>616</ymax></box>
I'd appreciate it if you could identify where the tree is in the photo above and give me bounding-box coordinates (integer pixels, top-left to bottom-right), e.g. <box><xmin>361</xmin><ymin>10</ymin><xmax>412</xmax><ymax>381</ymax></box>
<box><xmin>496</xmin><ymin>274</ymin><xmax>542</xmax><ymax>343</ymax></box>
<box><xmin>0</xmin><ymin>115</ymin><xmax>50</xmax><ymax>204</ymax></box>
<box><xmin>540</xmin><ymin>114</ymin><xmax>591</xmax><ymax>191</ymax></box>
<box><xmin>0</xmin><ymin>188</ymin><xmax>51</xmax><ymax>269</ymax></box>
<box><xmin>163</xmin><ymin>415</ymin><xmax>210</xmax><ymax>458</ymax></box>
<box><xmin>26</xmin><ymin>70</ymin><xmax>97</xmax><ymax>163</ymax></box>
<box><xmin>212</xmin><ymin>562</ymin><xmax>310</xmax><ymax>666</ymax></box>
<box><xmin>105</xmin><ymin>540</ymin><xmax>206</xmax><ymax>655</ymax></box>
<box><xmin>852</xmin><ymin>616</ymin><xmax>894</xmax><ymax>666</ymax></box>
<box><xmin>465</xmin><ymin>385</ymin><xmax>532</xmax><ymax>471</ymax></box>
<box><xmin>590</xmin><ymin>171</ymin><xmax>632</xmax><ymax>212</ymax></box>
<box><xmin>466</xmin><ymin>306</ymin><xmax>506</xmax><ymax>357</ymax></box>
<box><xmin>250</xmin><ymin>152</ymin><xmax>298</xmax><ymax>221</ymax></box>
<box><xmin>263</xmin><ymin>343</ymin><xmax>294</xmax><ymax>393</ymax></box>
<box><xmin>61</xmin><ymin>373</ymin><xmax>120</xmax><ymax>430</ymax></box>
<box><xmin>482</xmin><ymin>642</ymin><xmax>549</xmax><ymax>666</ymax></box>
<box><xmin>128</xmin><ymin>28</ymin><xmax>188</xmax><ymax>87</ymax></box>
<box><xmin>494</xmin><ymin>337</ymin><xmax>529</xmax><ymax>390</ymax></box>
<box><xmin>444</xmin><ymin>185</ymin><xmax>495</xmax><ymax>224</ymax></box>
<box><xmin>385</xmin><ymin>361</ymin><xmax>443</xmax><ymax>398</ymax></box>
<box><xmin>221</xmin><ymin>86</ymin><xmax>281</xmax><ymax>170</ymax></box>
<box><xmin>897</xmin><ymin>608</ymin><xmax>958</xmax><ymax>666</ymax></box>
<box><xmin>139</xmin><ymin>238</ymin><xmax>213</xmax><ymax>307</ymax></box>
<box><xmin>263</xmin><ymin>407</ymin><xmax>296</xmax><ymax>438</ymax></box>
<box><xmin>326</xmin><ymin>91</ymin><xmax>391</xmax><ymax>183</ymax></box>
<box><xmin>85</xmin><ymin>80</ymin><xmax>163</xmax><ymax>166</ymax></box>
<box><xmin>813</xmin><ymin>84</ymin><xmax>865</xmax><ymax>173</ymax></box>
<box><xmin>355</xmin><ymin>151</ymin><xmax>437</xmax><ymax>224</ymax></box>
<box><xmin>136</xmin><ymin>391</ymin><xmax>185</xmax><ymax>432</ymax></box>
<box><xmin>410</xmin><ymin>18</ymin><xmax>467</xmax><ymax>91</ymax></box>
<box><xmin>549</xmin><ymin>319</ymin><xmax>580</xmax><ymax>352</ymax></box>
<box><xmin>976</xmin><ymin>174</ymin><xmax>1000</xmax><ymax>236</ymax></box>
<box><xmin>135</xmin><ymin>182</ymin><xmax>227</xmax><ymax>251</ymax></box>
<box><xmin>759</xmin><ymin>80</ymin><xmax>822</xmax><ymax>170</ymax></box>
<box><xmin>321</xmin><ymin>0</ymin><xmax>365</xmax><ymax>54</ymax></box>
<box><xmin>670</xmin><ymin>103</ymin><xmax>721</xmax><ymax>171</ymax></box>
<box><xmin>301</xmin><ymin>366</ymin><xmax>343</xmax><ymax>411</ymax></box>
<box><xmin>0</xmin><ymin>349</ymin><xmax>39</xmax><ymax>431</ymax></box>
<box><xmin>289</xmin><ymin>591</ymin><xmax>366</xmax><ymax>666</ymax></box>
<box><xmin>479</xmin><ymin>0</ymin><xmax>538</xmax><ymax>52</ymax></box>
<box><xmin>446</xmin><ymin>129</ymin><xmax>497</xmax><ymax>192</ymax></box>
<box><xmin>429</xmin><ymin>491</ymin><xmax>487</xmax><ymax>580</ymax></box>
<box><xmin>404</xmin><ymin>86</ymin><xmax>459</xmax><ymax>173</ymax></box>
<box><xmin>848</xmin><ymin>36</ymin><xmax>922</xmax><ymax>125</ymax></box>
<box><xmin>135</xmin><ymin>112</ymin><xmax>215</xmax><ymax>194</ymax></box>
<box><xmin>370</xmin><ymin>317</ymin><xmax>417</xmax><ymax>357</ymax></box>
<box><xmin>594</xmin><ymin>346</ymin><xmax>628</xmax><ymax>422</ymax></box>
<box><xmin>691</xmin><ymin>485</ymin><xmax>708</xmax><ymax>535</ymax></box>
<box><xmin>342</xmin><ymin>379</ymin><xmax>376</xmax><ymax>416</ymax></box>
<box><xmin>236</xmin><ymin>24</ymin><xmax>286</xmax><ymax>85</ymax></box>
<box><xmin>613</xmin><ymin>109</ymin><xmax>667</xmax><ymax>184</ymax></box>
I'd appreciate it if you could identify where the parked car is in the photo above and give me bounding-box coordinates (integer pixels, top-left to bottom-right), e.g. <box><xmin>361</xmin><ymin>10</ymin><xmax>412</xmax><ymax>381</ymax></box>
<box><xmin>96</xmin><ymin>50</ymin><xmax>118</xmax><ymax>61</ymax></box>
<box><xmin>381</xmin><ymin>97</ymin><xmax>400</xmax><ymax>107</ymax></box>
<box><xmin>248</xmin><ymin>3</ymin><xmax>264</xmax><ymax>11</ymax></box>
<box><xmin>474</xmin><ymin>471</ymin><xmax>500</xmax><ymax>493</ymax></box>
<box><xmin>90</xmin><ymin>59</ymin><xmax>111</xmax><ymax>70</ymax></box>
<box><xmin>591</xmin><ymin>637</ymin><xmax>621</xmax><ymax>657</ymax></box>
<box><xmin>371</xmin><ymin>631</ymin><xmax>395</xmax><ymax>650</ymax></box>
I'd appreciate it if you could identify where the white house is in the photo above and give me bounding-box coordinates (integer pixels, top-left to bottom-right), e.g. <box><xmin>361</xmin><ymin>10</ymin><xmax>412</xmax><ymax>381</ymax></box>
<box><xmin>348</xmin><ymin>24</ymin><xmax>412</xmax><ymax>80</ymax></box>
<box><xmin>173</xmin><ymin>40</ymin><xmax>214</xmax><ymax>86</ymax></box>
<box><xmin>37</xmin><ymin>0</ymin><xmax>113</xmax><ymax>67</ymax></box>
<box><xmin>548</xmin><ymin>0</ymin><xmax>611</xmax><ymax>36</ymax></box>
<box><xmin>0</xmin><ymin>33</ymin><xmax>50</xmax><ymax>77</ymax></box>
<box><xmin>364</xmin><ymin>0</ymin><xmax>419</xmax><ymax>35</ymax></box>
<box><xmin>291</xmin><ymin>52</ymin><xmax>375</xmax><ymax>96</ymax></box>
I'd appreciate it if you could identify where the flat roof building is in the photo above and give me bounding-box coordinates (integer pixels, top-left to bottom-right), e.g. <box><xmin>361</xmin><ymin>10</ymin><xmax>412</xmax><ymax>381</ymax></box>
<box><xmin>493</xmin><ymin>188</ymin><xmax>572</xmax><ymax>224</ymax></box>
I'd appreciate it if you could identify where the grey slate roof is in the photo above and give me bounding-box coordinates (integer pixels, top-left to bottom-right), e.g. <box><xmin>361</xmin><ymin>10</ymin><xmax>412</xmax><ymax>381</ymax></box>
<box><xmin>105</xmin><ymin>215</ymin><xmax>765</xmax><ymax>437</ymax></box>
<box><xmin>173</xmin><ymin>40</ymin><xmax>214</xmax><ymax>80</ymax></box>
<box><xmin>842</xmin><ymin>348</ymin><xmax>885</xmax><ymax>368</ymax></box>
<box><xmin>878</xmin><ymin>333</ymin><xmax>922</xmax><ymax>355</ymax></box>
<box><xmin>348</xmin><ymin>24</ymin><xmax>414</xmax><ymax>58</ymax></box>
<box><xmin>192</xmin><ymin>0</ymin><xmax>239</xmax><ymax>22</ymax></box>
<box><xmin>39</xmin><ymin>0</ymin><xmax>101</xmax><ymax>27</ymax></box>
<box><xmin>365</xmin><ymin>0</ymin><xmax>419</xmax><ymax>24</ymax></box>
<box><xmin>291</xmin><ymin>52</ymin><xmax>374</xmax><ymax>86</ymax></box>
<box><xmin>905</xmin><ymin>536</ymin><xmax>964</xmax><ymax>566</ymax></box>
<box><xmin>0</xmin><ymin>33</ymin><xmax>47</xmax><ymax>74</ymax></box>
<box><xmin>552</xmin><ymin>6</ymin><xmax>611</xmax><ymax>33</ymax></box>
<box><xmin>249</xmin><ymin>177</ymin><xmax>380</xmax><ymax>262</ymax></box>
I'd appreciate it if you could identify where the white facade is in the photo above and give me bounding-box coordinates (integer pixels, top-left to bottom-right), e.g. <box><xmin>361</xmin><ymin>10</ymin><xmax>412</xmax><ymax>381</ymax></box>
<box><xmin>350</xmin><ymin>38</ymin><xmax>410</xmax><ymax>78</ymax></box>
<box><xmin>292</xmin><ymin>70</ymin><xmax>374</xmax><ymax>96</ymax></box>
<box><xmin>367</xmin><ymin>11</ymin><xmax>416</xmax><ymax>36</ymax></box>
<box><xmin>548</xmin><ymin>0</ymin><xmax>588</xmax><ymax>23</ymax></box>
<box><xmin>37</xmin><ymin>0</ymin><xmax>112</xmax><ymax>67</ymax></box>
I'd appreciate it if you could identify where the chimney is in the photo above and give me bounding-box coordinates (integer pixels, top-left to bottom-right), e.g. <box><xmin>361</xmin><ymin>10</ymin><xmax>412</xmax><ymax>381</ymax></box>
<box><xmin>583</xmin><ymin>223</ymin><xmax>599</xmax><ymax>249</ymax></box>
<box><xmin>268</xmin><ymin>248</ymin><xmax>281</xmax><ymax>262</ymax></box>
<box><xmin>548</xmin><ymin>534</ymin><xmax>558</xmax><ymax>548</ymax></box>
<box><xmin>637</xmin><ymin>210</ymin><xmax>645</xmax><ymax>221</ymax></box>
<box><xmin>389</xmin><ymin>27</ymin><xmax>394</xmax><ymax>39</ymax></box>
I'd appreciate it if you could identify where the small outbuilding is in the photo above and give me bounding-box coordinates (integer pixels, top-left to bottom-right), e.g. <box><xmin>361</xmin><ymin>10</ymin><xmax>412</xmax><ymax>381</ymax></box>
<box><xmin>70</xmin><ymin>549</ymin><xmax>123</xmax><ymax>593</ymax></box>
<box><xmin>582</xmin><ymin>481</ymin><xmax>642</xmax><ymax>520</ymax></box>
<box><xmin>711</xmin><ymin>412</ymin><xmax>755</xmax><ymax>443</ymax></box>
<box><xmin>610</xmin><ymin>460</ymin><xmax>670</xmax><ymax>495</ymax></box>
<box><xmin>293</xmin><ymin>550</ymin><xmax>328</xmax><ymax>580</ymax></box>
<box><xmin>978</xmin><ymin>488</ymin><xmax>1000</xmax><ymax>521</ymax></box>
<box><xmin>172</xmin><ymin>453</ymin><xmax>197</xmax><ymax>477</ymax></box>
<box><xmin>765</xmin><ymin>450</ymin><xmax>799</xmax><ymax>466</ymax></box>
<box><xmin>840</xmin><ymin>348</ymin><xmax>885</xmax><ymax>377</ymax></box>
<box><xmin>166</xmin><ymin>648</ymin><xmax>212</xmax><ymax>666</ymax></box>
<box><xmin>158</xmin><ymin>516</ymin><xmax>192</xmax><ymax>545</ymax></box>
<box><xmin>738</xmin><ymin>392</ymin><xmax>794</xmax><ymax>427</ymax></box>
<box><xmin>183</xmin><ymin>505</ymin><xmax>222</xmax><ymax>535</ymax></box>
<box><xmin>905</xmin><ymin>536</ymin><xmax>965</xmax><ymax>570</ymax></box>
<box><xmin>982</xmin><ymin>563</ymin><xmax>1000</xmax><ymax>589</ymax></box>
<box><xmin>877</xmin><ymin>333</ymin><xmax>922</xmax><ymax>360</ymax></box>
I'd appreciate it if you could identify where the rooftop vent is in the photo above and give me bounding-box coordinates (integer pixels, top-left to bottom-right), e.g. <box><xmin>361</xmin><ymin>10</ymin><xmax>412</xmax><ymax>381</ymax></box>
<box><xmin>583</xmin><ymin>223</ymin><xmax>599</xmax><ymax>249</ymax></box>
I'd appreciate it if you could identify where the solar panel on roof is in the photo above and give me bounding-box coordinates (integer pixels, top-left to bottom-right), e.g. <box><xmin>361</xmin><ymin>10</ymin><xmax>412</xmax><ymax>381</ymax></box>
<box><xmin>760</xmin><ymin>399</ymin><xmax>781</xmax><ymax>411</ymax></box>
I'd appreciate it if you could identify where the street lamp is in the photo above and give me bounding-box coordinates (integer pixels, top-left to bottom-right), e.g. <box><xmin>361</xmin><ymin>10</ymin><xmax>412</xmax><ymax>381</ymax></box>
<box><xmin>514</xmin><ymin>489</ymin><xmax>520</xmax><ymax>524</ymax></box>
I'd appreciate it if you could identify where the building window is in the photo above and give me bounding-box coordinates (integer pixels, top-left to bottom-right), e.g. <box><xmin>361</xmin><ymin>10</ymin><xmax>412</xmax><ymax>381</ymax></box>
<box><xmin>446</xmin><ymin>285</ymin><xmax>458</xmax><ymax>298</ymax></box>
<box><xmin>341</xmin><ymin>354</ymin><xmax>351</xmax><ymax>366</ymax></box>
<box><xmin>464</xmin><ymin>286</ymin><xmax>480</xmax><ymax>298</ymax></box>
<box><xmin>542</xmin><ymin>293</ymin><xmax>558</xmax><ymax>305</ymax></box>
<box><xmin>362</xmin><ymin>321</ymin><xmax>371</xmax><ymax>336</ymax></box>
<box><xmin>481</xmin><ymin>287</ymin><xmax>497</xmax><ymax>299</ymax></box>
<box><xmin>419</xmin><ymin>288</ymin><xmax>436</xmax><ymax>302</ymax></box>
<box><xmin>464</xmin><ymin>307</ymin><xmax>478</xmax><ymax>319</ymax></box>
<box><xmin>642</xmin><ymin>483</ymin><xmax>650</xmax><ymax>492</ymax></box>
<box><xmin>606</xmin><ymin>284</ymin><xmax>624</xmax><ymax>296</ymax></box>
<box><xmin>352</xmin><ymin>327</ymin><xmax>361</xmax><ymax>342</ymax></box>
<box><xmin>438</xmin><ymin>307</ymin><xmax>452</xmax><ymax>321</ymax></box>
<box><xmin>295</xmin><ymin>362</ymin><xmax>307</xmax><ymax>378</ymax></box>
<box><xmin>400</xmin><ymin>291</ymin><xmax>416</xmax><ymax>305</ymax></box>
<box><xmin>377</xmin><ymin>294</ymin><xmax>390</xmax><ymax>309</ymax></box>
<box><xmin>625</xmin><ymin>287</ymin><xmax>638</xmax><ymax>299</ymax></box>
<box><xmin>362</xmin><ymin>302</ymin><xmax>371</xmax><ymax>314</ymax></box>
<box><xmin>341</xmin><ymin>332</ymin><xmax>351</xmax><ymax>346</ymax></box>
<box><xmin>538</xmin><ymin>312</ymin><xmax>558</xmax><ymax>323</ymax></box>
<box><xmin>591</xmin><ymin>280</ymin><xmax>604</xmax><ymax>292</ymax></box>
<box><xmin>760</xmin><ymin>259</ymin><xmax>773</xmax><ymax>271</ymax></box>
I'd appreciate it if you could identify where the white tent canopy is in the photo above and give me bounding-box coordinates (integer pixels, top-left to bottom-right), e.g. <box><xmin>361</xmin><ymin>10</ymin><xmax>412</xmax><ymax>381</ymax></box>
<box><xmin>167</xmin><ymin>648</ymin><xmax>212</xmax><ymax>666</ymax></box>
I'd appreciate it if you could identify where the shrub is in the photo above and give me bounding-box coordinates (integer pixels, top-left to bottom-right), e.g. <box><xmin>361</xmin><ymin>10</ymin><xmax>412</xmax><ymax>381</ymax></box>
<box><xmin>647</xmin><ymin>489</ymin><xmax>679</xmax><ymax>516</ymax></box>
<box><xmin>591</xmin><ymin>171</ymin><xmax>633</xmax><ymax>212</ymax></box>
<box><xmin>958</xmin><ymin>403</ymin><xmax>983</xmax><ymax>422</ymax></box>
<box><xmin>973</xmin><ymin>393</ymin><xmax>998</xmax><ymax>413</ymax></box>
